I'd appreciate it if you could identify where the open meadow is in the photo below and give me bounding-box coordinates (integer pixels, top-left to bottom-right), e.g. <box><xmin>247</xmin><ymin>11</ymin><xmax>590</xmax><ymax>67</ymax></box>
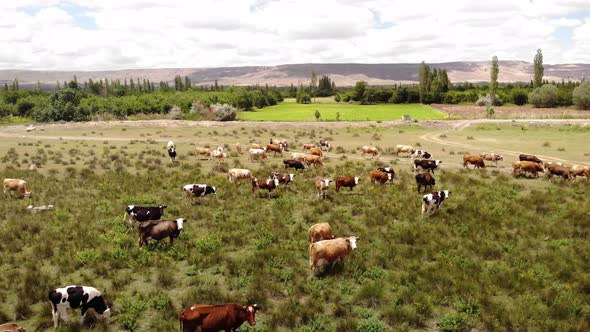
<box><xmin>1</xmin><ymin>120</ymin><xmax>590</xmax><ymax>331</ymax></box>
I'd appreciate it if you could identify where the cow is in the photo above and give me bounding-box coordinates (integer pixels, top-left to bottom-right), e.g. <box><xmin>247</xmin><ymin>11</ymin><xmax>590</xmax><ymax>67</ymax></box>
<box><xmin>283</xmin><ymin>159</ymin><xmax>306</xmax><ymax>171</ymax></box>
<box><xmin>270</xmin><ymin>138</ymin><xmax>289</xmax><ymax>151</ymax></box>
<box><xmin>290</xmin><ymin>152</ymin><xmax>306</xmax><ymax>161</ymax></box>
<box><xmin>271</xmin><ymin>172</ymin><xmax>295</xmax><ymax>190</ymax></box>
<box><xmin>252</xmin><ymin>177</ymin><xmax>279</xmax><ymax>198</ymax></box>
<box><xmin>303</xmin><ymin>154</ymin><xmax>324</xmax><ymax>167</ymax></box>
<box><xmin>315</xmin><ymin>177</ymin><xmax>330</xmax><ymax>199</ymax></box>
<box><xmin>3</xmin><ymin>178</ymin><xmax>32</xmax><ymax>199</ymax></box>
<box><xmin>519</xmin><ymin>154</ymin><xmax>543</xmax><ymax>165</ymax></box>
<box><xmin>361</xmin><ymin>146</ymin><xmax>379</xmax><ymax>159</ymax></box>
<box><xmin>196</xmin><ymin>148</ymin><xmax>212</xmax><ymax>160</ymax></box>
<box><xmin>422</xmin><ymin>190</ymin><xmax>451</xmax><ymax>216</ymax></box>
<box><xmin>480</xmin><ymin>153</ymin><xmax>503</xmax><ymax>167</ymax></box>
<box><xmin>183</xmin><ymin>184</ymin><xmax>217</xmax><ymax>197</ymax></box>
<box><xmin>48</xmin><ymin>286</ymin><xmax>111</xmax><ymax>329</ymax></box>
<box><xmin>411</xmin><ymin>150</ymin><xmax>431</xmax><ymax>159</ymax></box>
<box><xmin>309</xmin><ymin>147</ymin><xmax>323</xmax><ymax>157</ymax></box>
<box><xmin>309</xmin><ymin>236</ymin><xmax>359</xmax><ymax>275</ymax></box>
<box><xmin>266</xmin><ymin>143</ymin><xmax>284</xmax><ymax>157</ymax></box>
<box><xmin>251</xmin><ymin>143</ymin><xmax>264</xmax><ymax>150</ymax></box>
<box><xmin>212</xmin><ymin>149</ymin><xmax>226</xmax><ymax>162</ymax></box>
<box><xmin>335</xmin><ymin>176</ymin><xmax>360</xmax><ymax>192</ymax></box>
<box><xmin>543</xmin><ymin>161</ymin><xmax>564</xmax><ymax>171</ymax></box>
<box><xmin>308</xmin><ymin>222</ymin><xmax>335</xmax><ymax>243</ymax></box>
<box><xmin>414</xmin><ymin>159</ymin><xmax>442</xmax><ymax>174</ymax></box>
<box><xmin>248</xmin><ymin>148</ymin><xmax>268</xmax><ymax>162</ymax></box>
<box><xmin>415</xmin><ymin>173</ymin><xmax>436</xmax><ymax>193</ymax></box>
<box><xmin>167</xmin><ymin>140</ymin><xmax>176</xmax><ymax>150</ymax></box>
<box><xmin>319</xmin><ymin>139</ymin><xmax>332</xmax><ymax>151</ymax></box>
<box><xmin>463</xmin><ymin>154</ymin><xmax>486</xmax><ymax>169</ymax></box>
<box><xmin>369</xmin><ymin>170</ymin><xmax>392</xmax><ymax>185</ymax></box>
<box><xmin>546</xmin><ymin>164</ymin><xmax>571</xmax><ymax>181</ymax></box>
<box><xmin>303</xmin><ymin>143</ymin><xmax>317</xmax><ymax>151</ymax></box>
<box><xmin>166</xmin><ymin>141</ymin><xmax>177</xmax><ymax>162</ymax></box>
<box><xmin>179</xmin><ymin>303</ymin><xmax>258</xmax><ymax>332</ymax></box>
<box><xmin>569</xmin><ymin>165</ymin><xmax>590</xmax><ymax>180</ymax></box>
<box><xmin>123</xmin><ymin>205</ymin><xmax>166</xmax><ymax>227</ymax></box>
<box><xmin>228</xmin><ymin>168</ymin><xmax>253</xmax><ymax>184</ymax></box>
<box><xmin>376</xmin><ymin>167</ymin><xmax>395</xmax><ymax>182</ymax></box>
<box><xmin>235</xmin><ymin>143</ymin><xmax>243</xmax><ymax>154</ymax></box>
<box><xmin>138</xmin><ymin>218</ymin><xmax>187</xmax><ymax>247</ymax></box>
<box><xmin>513</xmin><ymin>161</ymin><xmax>544</xmax><ymax>178</ymax></box>
<box><xmin>0</xmin><ymin>323</ymin><xmax>25</xmax><ymax>332</ymax></box>
<box><xmin>394</xmin><ymin>144</ymin><xmax>414</xmax><ymax>157</ymax></box>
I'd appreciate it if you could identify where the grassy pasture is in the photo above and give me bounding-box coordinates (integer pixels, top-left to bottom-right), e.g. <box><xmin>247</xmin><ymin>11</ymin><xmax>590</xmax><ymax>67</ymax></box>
<box><xmin>238</xmin><ymin>99</ymin><xmax>446</xmax><ymax>121</ymax></box>
<box><xmin>0</xmin><ymin>122</ymin><xmax>589</xmax><ymax>331</ymax></box>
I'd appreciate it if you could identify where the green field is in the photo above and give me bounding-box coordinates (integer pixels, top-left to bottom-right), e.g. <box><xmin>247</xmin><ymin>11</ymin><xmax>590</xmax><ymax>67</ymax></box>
<box><xmin>0</xmin><ymin>121</ymin><xmax>589</xmax><ymax>331</ymax></box>
<box><xmin>238</xmin><ymin>99</ymin><xmax>446</xmax><ymax>121</ymax></box>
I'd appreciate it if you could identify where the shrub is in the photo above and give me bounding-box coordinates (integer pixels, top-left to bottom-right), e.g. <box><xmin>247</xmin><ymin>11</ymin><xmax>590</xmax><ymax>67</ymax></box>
<box><xmin>167</xmin><ymin>105</ymin><xmax>183</xmax><ymax>119</ymax></box>
<box><xmin>573</xmin><ymin>81</ymin><xmax>590</xmax><ymax>110</ymax></box>
<box><xmin>356</xmin><ymin>317</ymin><xmax>386</xmax><ymax>332</ymax></box>
<box><xmin>511</xmin><ymin>89</ymin><xmax>528</xmax><ymax>105</ymax></box>
<box><xmin>0</xmin><ymin>102</ymin><xmax>13</xmax><ymax>118</ymax></box>
<box><xmin>475</xmin><ymin>94</ymin><xmax>502</xmax><ymax>106</ymax></box>
<box><xmin>485</xmin><ymin>106</ymin><xmax>495</xmax><ymax>119</ymax></box>
<box><xmin>209</xmin><ymin>103</ymin><xmax>237</xmax><ymax>121</ymax></box>
<box><xmin>438</xmin><ymin>312</ymin><xmax>471</xmax><ymax>332</ymax></box>
<box><xmin>528</xmin><ymin>84</ymin><xmax>559</xmax><ymax>108</ymax></box>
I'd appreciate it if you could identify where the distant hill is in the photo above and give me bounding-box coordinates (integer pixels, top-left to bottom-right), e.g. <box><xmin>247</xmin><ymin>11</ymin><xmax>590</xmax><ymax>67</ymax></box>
<box><xmin>1</xmin><ymin>61</ymin><xmax>589</xmax><ymax>88</ymax></box>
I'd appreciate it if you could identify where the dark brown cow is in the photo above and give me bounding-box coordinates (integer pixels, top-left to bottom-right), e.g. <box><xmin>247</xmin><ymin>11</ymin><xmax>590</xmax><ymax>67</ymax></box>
<box><xmin>369</xmin><ymin>170</ymin><xmax>392</xmax><ymax>185</ymax></box>
<box><xmin>335</xmin><ymin>176</ymin><xmax>360</xmax><ymax>192</ymax></box>
<box><xmin>252</xmin><ymin>177</ymin><xmax>279</xmax><ymax>198</ymax></box>
<box><xmin>415</xmin><ymin>173</ymin><xmax>435</xmax><ymax>193</ymax></box>
<box><xmin>308</xmin><ymin>222</ymin><xmax>335</xmax><ymax>243</ymax></box>
<box><xmin>513</xmin><ymin>161</ymin><xmax>544</xmax><ymax>178</ymax></box>
<box><xmin>463</xmin><ymin>154</ymin><xmax>485</xmax><ymax>169</ymax></box>
<box><xmin>546</xmin><ymin>164</ymin><xmax>571</xmax><ymax>181</ymax></box>
<box><xmin>519</xmin><ymin>154</ymin><xmax>543</xmax><ymax>164</ymax></box>
<box><xmin>138</xmin><ymin>218</ymin><xmax>186</xmax><ymax>248</ymax></box>
<box><xmin>414</xmin><ymin>159</ymin><xmax>442</xmax><ymax>174</ymax></box>
<box><xmin>179</xmin><ymin>303</ymin><xmax>258</xmax><ymax>332</ymax></box>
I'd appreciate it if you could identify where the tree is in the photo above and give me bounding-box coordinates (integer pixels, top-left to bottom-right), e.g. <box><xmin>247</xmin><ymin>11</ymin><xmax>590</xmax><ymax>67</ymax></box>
<box><xmin>533</xmin><ymin>49</ymin><xmax>544</xmax><ymax>88</ymax></box>
<box><xmin>184</xmin><ymin>76</ymin><xmax>191</xmax><ymax>90</ymax></box>
<box><xmin>528</xmin><ymin>84</ymin><xmax>558</xmax><ymax>108</ymax></box>
<box><xmin>440</xmin><ymin>69</ymin><xmax>450</xmax><ymax>92</ymax></box>
<box><xmin>419</xmin><ymin>62</ymin><xmax>431</xmax><ymax>104</ymax></box>
<box><xmin>352</xmin><ymin>81</ymin><xmax>367</xmax><ymax>102</ymax></box>
<box><xmin>317</xmin><ymin>75</ymin><xmax>335</xmax><ymax>97</ymax></box>
<box><xmin>314</xmin><ymin>109</ymin><xmax>321</xmax><ymax>121</ymax></box>
<box><xmin>310</xmin><ymin>68</ymin><xmax>317</xmax><ymax>102</ymax></box>
<box><xmin>490</xmin><ymin>56</ymin><xmax>499</xmax><ymax>96</ymax></box>
<box><xmin>511</xmin><ymin>89</ymin><xmax>528</xmax><ymax>105</ymax></box>
<box><xmin>573</xmin><ymin>81</ymin><xmax>590</xmax><ymax>110</ymax></box>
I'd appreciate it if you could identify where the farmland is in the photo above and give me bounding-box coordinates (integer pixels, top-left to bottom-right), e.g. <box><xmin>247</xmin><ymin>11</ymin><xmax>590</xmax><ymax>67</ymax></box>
<box><xmin>1</xmin><ymin>120</ymin><xmax>590</xmax><ymax>331</ymax></box>
<box><xmin>238</xmin><ymin>99</ymin><xmax>446</xmax><ymax>122</ymax></box>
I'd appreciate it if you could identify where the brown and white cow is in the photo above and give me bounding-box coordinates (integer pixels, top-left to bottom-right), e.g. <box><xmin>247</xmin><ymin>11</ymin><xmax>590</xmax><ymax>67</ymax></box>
<box><xmin>271</xmin><ymin>172</ymin><xmax>295</xmax><ymax>190</ymax></box>
<box><xmin>369</xmin><ymin>170</ymin><xmax>392</xmax><ymax>185</ymax></box>
<box><xmin>249</xmin><ymin>148</ymin><xmax>268</xmax><ymax>162</ymax></box>
<box><xmin>315</xmin><ymin>177</ymin><xmax>330</xmax><ymax>199</ymax></box>
<box><xmin>512</xmin><ymin>161</ymin><xmax>544</xmax><ymax>178</ymax></box>
<box><xmin>138</xmin><ymin>218</ymin><xmax>187</xmax><ymax>247</ymax></box>
<box><xmin>546</xmin><ymin>164</ymin><xmax>571</xmax><ymax>181</ymax></box>
<box><xmin>212</xmin><ymin>149</ymin><xmax>226</xmax><ymax>162</ymax></box>
<box><xmin>266</xmin><ymin>143</ymin><xmax>284</xmax><ymax>156</ymax></box>
<box><xmin>335</xmin><ymin>176</ymin><xmax>360</xmax><ymax>192</ymax></box>
<box><xmin>422</xmin><ymin>190</ymin><xmax>451</xmax><ymax>216</ymax></box>
<box><xmin>303</xmin><ymin>143</ymin><xmax>317</xmax><ymax>151</ymax></box>
<box><xmin>0</xmin><ymin>323</ymin><xmax>25</xmax><ymax>332</ymax></box>
<box><xmin>319</xmin><ymin>140</ymin><xmax>332</xmax><ymax>151</ymax></box>
<box><xmin>415</xmin><ymin>173</ymin><xmax>435</xmax><ymax>193</ymax></box>
<box><xmin>361</xmin><ymin>146</ymin><xmax>380</xmax><ymax>159</ymax></box>
<box><xmin>270</xmin><ymin>138</ymin><xmax>289</xmax><ymax>151</ymax></box>
<box><xmin>196</xmin><ymin>148</ymin><xmax>212</xmax><ymax>160</ymax></box>
<box><xmin>303</xmin><ymin>154</ymin><xmax>324</xmax><ymax>167</ymax></box>
<box><xmin>309</xmin><ymin>236</ymin><xmax>359</xmax><ymax>275</ymax></box>
<box><xmin>309</xmin><ymin>147</ymin><xmax>323</xmax><ymax>157</ymax></box>
<box><xmin>463</xmin><ymin>154</ymin><xmax>485</xmax><ymax>169</ymax></box>
<box><xmin>252</xmin><ymin>177</ymin><xmax>279</xmax><ymax>198</ymax></box>
<box><xmin>308</xmin><ymin>222</ymin><xmax>335</xmax><ymax>243</ymax></box>
<box><xmin>228</xmin><ymin>168</ymin><xmax>253</xmax><ymax>184</ymax></box>
<box><xmin>377</xmin><ymin>167</ymin><xmax>395</xmax><ymax>182</ymax></box>
<box><xmin>179</xmin><ymin>303</ymin><xmax>258</xmax><ymax>332</ymax></box>
<box><xmin>569</xmin><ymin>165</ymin><xmax>590</xmax><ymax>180</ymax></box>
<box><xmin>290</xmin><ymin>152</ymin><xmax>306</xmax><ymax>161</ymax></box>
<box><xmin>251</xmin><ymin>143</ymin><xmax>264</xmax><ymax>150</ymax></box>
<box><xmin>480</xmin><ymin>153</ymin><xmax>503</xmax><ymax>167</ymax></box>
<box><xmin>394</xmin><ymin>144</ymin><xmax>414</xmax><ymax>157</ymax></box>
<box><xmin>3</xmin><ymin>178</ymin><xmax>32</xmax><ymax>199</ymax></box>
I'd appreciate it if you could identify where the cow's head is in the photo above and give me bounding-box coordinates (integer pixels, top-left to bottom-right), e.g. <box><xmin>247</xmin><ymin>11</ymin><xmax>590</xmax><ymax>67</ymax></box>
<box><xmin>168</xmin><ymin>147</ymin><xmax>175</xmax><ymax>153</ymax></box>
<box><xmin>497</xmin><ymin>155</ymin><xmax>504</xmax><ymax>161</ymax></box>
<box><xmin>176</xmin><ymin>218</ymin><xmax>186</xmax><ymax>230</ymax></box>
<box><xmin>126</xmin><ymin>205</ymin><xmax>135</xmax><ymax>214</ymax></box>
<box><xmin>443</xmin><ymin>190</ymin><xmax>451</xmax><ymax>198</ymax></box>
<box><xmin>435</xmin><ymin>160</ymin><xmax>442</xmax><ymax>166</ymax></box>
<box><xmin>273</xmin><ymin>178</ymin><xmax>279</xmax><ymax>187</ymax></box>
<box><xmin>322</xmin><ymin>179</ymin><xmax>330</xmax><ymax>187</ymax></box>
<box><xmin>242</xmin><ymin>304</ymin><xmax>258</xmax><ymax>326</ymax></box>
<box><xmin>102</xmin><ymin>307</ymin><xmax>111</xmax><ymax>323</ymax></box>
<box><xmin>387</xmin><ymin>173</ymin><xmax>392</xmax><ymax>181</ymax></box>
<box><xmin>211</xmin><ymin>186</ymin><xmax>217</xmax><ymax>195</ymax></box>
<box><xmin>288</xmin><ymin>174</ymin><xmax>295</xmax><ymax>182</ymax></box>
<box><xmin>348</xmin><ymin>236</ymin><xmax>359</xmax><ymax>250</ymax></box>
<box><xmin>354</xmin><ymin>177</ymin><xmax>360</xmax><ymax>185</ymax></box>
<box><xmin>159</xmin><ymin>205</ymin><xmax>167</xmax><ymax>211</ymax></box>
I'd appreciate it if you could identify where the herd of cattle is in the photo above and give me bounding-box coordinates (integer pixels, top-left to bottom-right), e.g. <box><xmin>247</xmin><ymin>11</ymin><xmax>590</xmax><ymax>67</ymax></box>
<box><xmin>2</xmin><ymin>137</ymin><xmax>589</xmax><ymax>331</ymax></box>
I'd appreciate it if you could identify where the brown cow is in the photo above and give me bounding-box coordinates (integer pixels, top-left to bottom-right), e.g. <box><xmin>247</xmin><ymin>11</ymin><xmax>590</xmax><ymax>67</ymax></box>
<box><xmin>308</xmin><ymin>222</ymin><xmax>335</xmax><ymax>243</ymax></box>
<box><xmin>309</xmin><ymin>147</ymin><xmax>323</xmax><ymax>157</ymax></box>
<box><xmin>266</xmin><ymin>143</ymin><xmax>284</xmax><ymax>156</ymax></box>
<box><xmin>335</xmin><ymin>176</ymin><xmax>360</xmax><ymax>192</ymax></box>
<box><xmin>179</xmin><ymin>303</ymin><xmax>258</xmax><ymax>332</ymax></box>
<box><xmin>377</xmin><ymin>167</ymin><xmax>395</xmax><ymax>182</ymax></box>
<box><xmin>463</xmin><ymin>154</ymin><xmax>485</xmax><ymax>169</ymax></box>
<box><xmin>315</xmin><ymin>177</ymin><xmax>330</xmax><ymax>199</ymax></box>
<box><xmin>303</xmin><ymin>143</ymin><xmax>317</xmax><ymax>151</ymax></box>
<box><xmin>519</xmin><ymin>154</ymin><xmax>543</xmax><ymax>164</ymax></box>
<box><xmin>480</xmin><ymin>153</ymin><xmax>503</xmax><ymax>167</ymax></box>
<box><xmin>3</xmin><ymin>178</ymin><xmax>32</xmax><ymax>199</ymax></box>
<box><xmin>0</xmin><ymin>323</ymin><xmax>25</xmax><ymax>332</ymax></box>
<box><xmin>394</xmin><ymin>144</ymin><xmax>414</xmax><ymax>157</ymax></box>
<box><xmin>251</xmin><ymin>143</ymin><xmax>264</xmax><ymax>150</ymax></box>
<box><xmin>252</xmin><ymin>177</ymin><xmax>279</xmax><ymax>198</ymax></box>
<box><xmin>309</xmin><ymin>236</ymin><xmax>359</xmax><ymax>275</ymax></box>
<box><xmin>248</xmin><ymin>148</ymin><xmax>268</xmax><ymax>162</ymax></box>
<box><xmin>570</xmin><ymin>165</ymin><xmax>590</xmax><ymax>180</ymax></box>
<box><xmin>369</xmin><ymin>170</ymin><xmax>392</xmax><ymax>185</ymax></box>
<box><xmin>415</xmin><ymin>173</ymin><xmax>435</xmax><ymax>193</ymax></box>
<box><xmin>138</xmin><ymin>218</ymin><xmax>187</xmax><ymax>248</ymax></box>
<box><xmin>361</xmin><ymin>146</ymin><xmax>379</xmax><ymax>159</ymax></box>
<box><xmin>228</xmin><ymin>169</ymin><xmax>253</xmax><ymax>184</ymax></box>
<box><xmin>513</xmin><ymin>161</ymin><xmax>544</xmax><ymax>178</ymax></box>
<box><xmin>546</xmin><ymin>164</ymin><xmax>571</xmax><ymax>181</ymax></box>
<box><xmin>196</xmin><ymin>148</ymin><xmax>212</xmax><ymax>160</ymax></box>
<box><xmin>235</xmin><ymin>143</ymin><xmax>243</xmax><ymax>154</ymax></box>
<box><xmin>303</xmin><ymin>154</ymin><xmax>324</xmax><ymax>167</ymax></box>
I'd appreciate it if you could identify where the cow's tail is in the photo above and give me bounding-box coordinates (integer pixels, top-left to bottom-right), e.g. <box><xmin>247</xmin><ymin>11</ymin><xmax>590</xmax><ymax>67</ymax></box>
<box><xmin>179</xmin><ymin>309</ymin><xmax>185</xmax><ymax>332</ymax></box>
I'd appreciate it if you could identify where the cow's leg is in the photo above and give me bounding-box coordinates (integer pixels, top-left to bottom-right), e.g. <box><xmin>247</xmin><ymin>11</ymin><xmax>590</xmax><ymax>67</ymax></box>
<box><xmin>52</xmin><ymin>308</ymin><xmax>59</xmax><ymax>328</ymax></box>
<box><xmin>58</xmin><ymin>306</ymin><xmax>68</xmax><ymax>324</ymax></box>
<box><xmin>80</xmin><ymin>305</ymin><xmax>88</xmax><ymax>325</ymax></box>
<box><xmin>421</xmin><ymin>201</ymin><xmax>426</xmax><ymax>215</ymax></box>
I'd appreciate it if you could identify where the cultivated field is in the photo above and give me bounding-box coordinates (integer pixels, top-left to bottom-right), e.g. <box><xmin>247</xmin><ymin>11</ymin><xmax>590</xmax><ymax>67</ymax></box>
<box><xmin>238</xmin><ymin>99</ymin><xmax>446</xmax><ymax>122</ymax></box>
<box><xmin>1</xmin><ymin>120</ymin><xmax>589</xmax><ymax>331</ymax></box>
<box><xmin>432</xmin><ymin>104</ymin><xmax>590</xmax><ymax>120</ymax></box>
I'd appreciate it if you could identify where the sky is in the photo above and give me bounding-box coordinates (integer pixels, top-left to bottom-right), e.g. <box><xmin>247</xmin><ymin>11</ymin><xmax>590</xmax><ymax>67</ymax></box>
<box><xmin>1</xmin><ymin>0</ymin><xmax>590</xmax><ymax>71</ymax></box>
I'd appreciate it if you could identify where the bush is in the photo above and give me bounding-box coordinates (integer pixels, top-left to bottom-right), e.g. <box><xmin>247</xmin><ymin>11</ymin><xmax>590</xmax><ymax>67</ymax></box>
<box><xmin>210</xmin><ymin>103</ymin><xmax>237</xmax><ymax>121</ymax></box>
<box><xmin>167</xmin><ymin>105</ymin><xmax>183</xmax><ymax>119</ymax></box>
<box><xmin>511</xmin><ymin>89</ymin><xmax>528</xmax><ymax>105</ymax></box>
<box><xmin>0</xmin><ymin>101</ymin><xmax>13</xmax><ymax>118</ymax></box>
<box><xmin>573</xmin><ymin>81</ymin><xmax>590</xmax><ymax>110</ymax></box>
<box><xmin>475</xmin><ymin>94</ymin><xmax>502</xmax><ymax>106</ymax></box>
<box><xmin>356</xmin><ymin>318</ymin><xmax>386</xmax><ymax>332</ymax></box>
<box><xmin>528</xmin><ymin>84</ymin><xmax>559</xmax><ymax>108</ymax></box>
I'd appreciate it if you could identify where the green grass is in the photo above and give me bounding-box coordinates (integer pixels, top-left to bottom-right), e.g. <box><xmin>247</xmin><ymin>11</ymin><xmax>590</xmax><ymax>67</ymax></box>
<box><xmin>238</xmin><ymin>101</ymin><xmax>446</xmax><ymax>121</ymax></box>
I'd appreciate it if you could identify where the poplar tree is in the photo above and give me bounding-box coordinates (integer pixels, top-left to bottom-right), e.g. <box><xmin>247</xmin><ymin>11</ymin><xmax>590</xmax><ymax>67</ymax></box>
<box><xmin>490</xmin><ymin>55</ymin><xmax>499</xmax><ymax>95</ymax></box>
<box><xmin>533</xmin><ymin>49</ymin><xmax>544</xmax><ymax>88</ymax></box>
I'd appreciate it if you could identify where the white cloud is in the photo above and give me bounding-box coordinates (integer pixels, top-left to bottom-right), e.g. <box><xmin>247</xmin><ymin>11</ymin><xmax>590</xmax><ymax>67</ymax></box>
<box><xmin>0</xmin><ymin>0</ymin><xmax>589</xmax><ymax>70</ymax></box>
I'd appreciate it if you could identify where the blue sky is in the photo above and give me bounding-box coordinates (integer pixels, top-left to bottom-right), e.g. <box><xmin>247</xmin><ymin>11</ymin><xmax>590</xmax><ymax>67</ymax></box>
<box><xmin>1</xmin><ymin>0</ymin><xmax>590</xmax><ymax>70</ymax></box>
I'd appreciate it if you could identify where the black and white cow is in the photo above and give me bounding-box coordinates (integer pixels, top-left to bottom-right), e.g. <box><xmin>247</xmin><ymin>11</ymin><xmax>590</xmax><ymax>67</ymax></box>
<box><xmin>123</xmin><ymin>205</ymin><xmax>166</xmax><ymax>227</ymax></box>
<box><xmin>48</xmin><ymin>286</ymin><xmax>111</xmax><ymax>328</ymax></box>
<box><xmin>412</xmin><ymin>150</ymin><xmax>431</xmax><ymax>159</ymax></box>
<box><xmin>421</xmin><ymin>190</ymin><xmax>451</xmax><ymax>215</ymax></box>
<box><xmin>167</xmin><ymin>140</ymin><xmax>177</xmax><ymax>163</ymax></box>
<box><xmin>182</xmin><ymin>184</ymin><xmax>217</xmax><ymax>197</ymax></box>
